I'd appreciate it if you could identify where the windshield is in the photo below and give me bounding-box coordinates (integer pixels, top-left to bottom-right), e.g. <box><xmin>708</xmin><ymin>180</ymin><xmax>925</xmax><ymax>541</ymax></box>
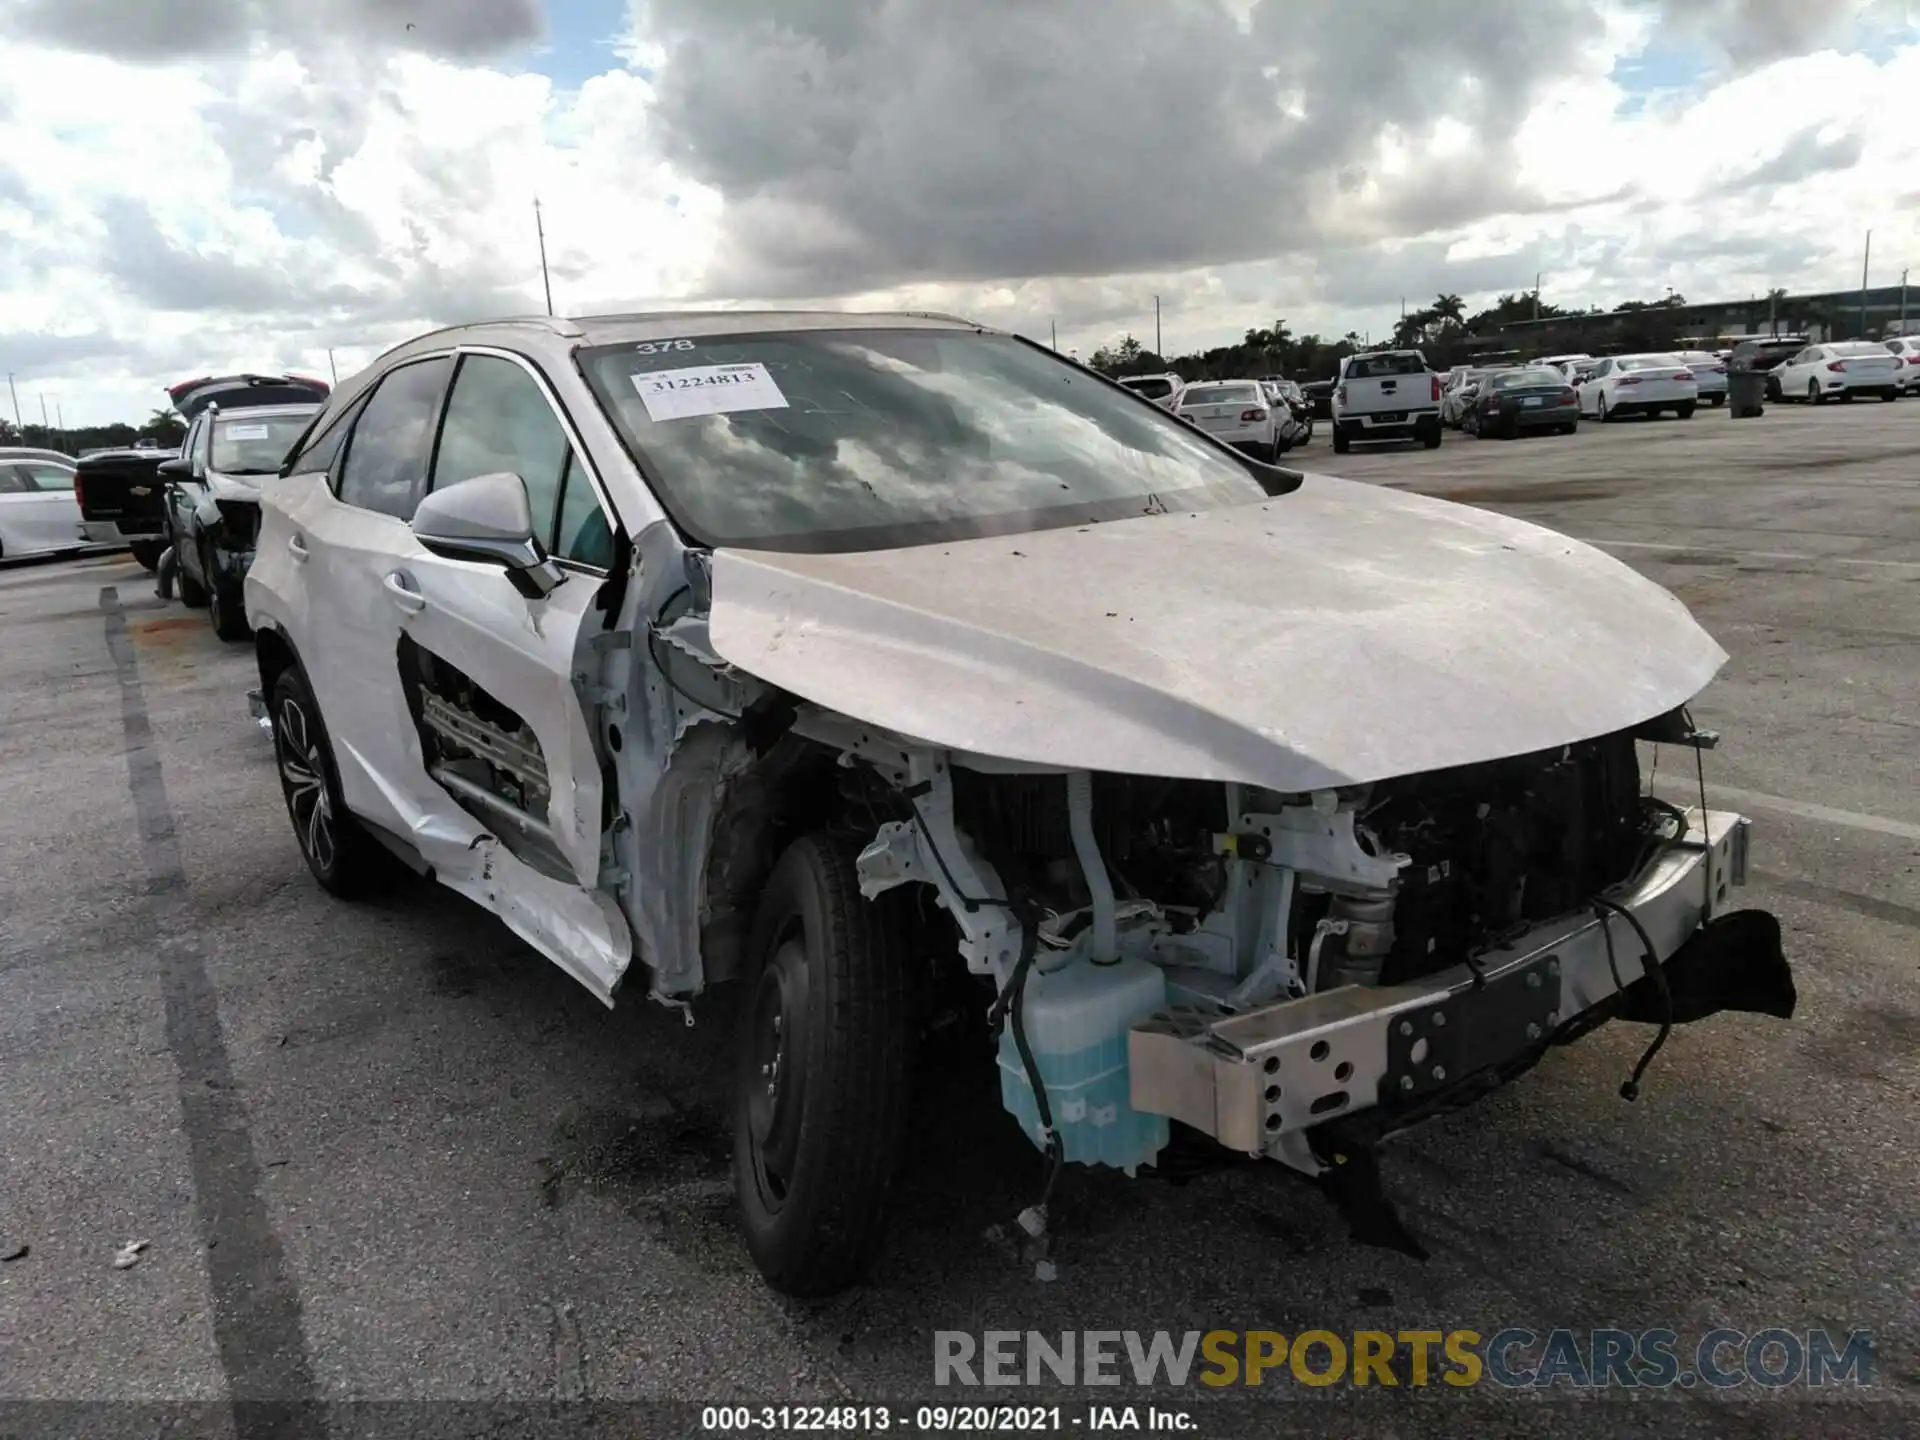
<box><xmin>1181</xmin><ymin>384</ymin><xmax>1259</xmax><ymax>407</ymax></box>
<box><xmin>212</xmin><ymin>412</ymin><xmax>317</xmax><ymax>474</ymax></box>
<box><xmin>1487</xmin><ymin>369</ymin><xmax>1564</xmax><ymax>390</ymax></box>
<box><xmin>1120</xmin><ymin>377</ymin><xmax>1174</xmax><ymax>399</ymax></box>
<box><xmin>1346</xmin><ymin>353</ymin><xmax>1426</xmax><ymax>378</ymax></box>
<box><xmin>577</xmin><ymin>329</ymin><xmax>1269</xmax><ymax>553</ymax></box>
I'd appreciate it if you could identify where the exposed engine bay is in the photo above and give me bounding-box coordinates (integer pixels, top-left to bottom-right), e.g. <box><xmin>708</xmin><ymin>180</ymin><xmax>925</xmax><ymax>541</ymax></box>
<box><xmin>940</xmin><ymin>731</ymin><xmax>1650</xmax><ymax>996</ymax></box>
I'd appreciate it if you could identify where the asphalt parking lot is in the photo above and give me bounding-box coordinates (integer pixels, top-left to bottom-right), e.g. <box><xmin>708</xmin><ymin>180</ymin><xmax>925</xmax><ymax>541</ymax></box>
<box><xmin>2</xmin><ymin>400</ymin><xmax>1916</xmax><ymax>1437</ymax></box>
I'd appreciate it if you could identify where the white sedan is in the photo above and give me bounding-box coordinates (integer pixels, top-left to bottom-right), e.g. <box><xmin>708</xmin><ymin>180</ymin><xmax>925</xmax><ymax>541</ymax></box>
<box><xmin>1770</xmin><ymin>341</ymin><xmax>1902</xmax><ymax>404</ymax></box>
<box><xmin>1880</xmin><ymin>336</ymin><xmax>1920</xmax><ymax>395</ymax></box>
<box><xmin>1172</xmin><ymin>380</ymin><xmax>1284</xmax><ymax>461</ymax></box>
<box><xmin>0</xmin><ymin>449</ymin><xmax>82</xmax><ymax>559</ymax></box>
<box><xmin>1576</xmin><ymin>354</ymin><xmax>1699</xmax><ymax>421</ymax></box>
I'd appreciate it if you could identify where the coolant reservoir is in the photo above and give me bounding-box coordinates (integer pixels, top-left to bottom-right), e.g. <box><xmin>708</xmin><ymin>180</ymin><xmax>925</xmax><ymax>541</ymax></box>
<box><xmin>995</xmin><ymin>954</ymin><xmax>1169</xmax><ymax>1174</ymax></box>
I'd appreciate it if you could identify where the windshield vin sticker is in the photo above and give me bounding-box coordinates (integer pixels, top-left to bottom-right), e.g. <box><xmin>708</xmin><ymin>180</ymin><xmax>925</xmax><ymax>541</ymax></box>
<box><xmin>631</xmin><ymin>362</ymin><xmax>789</xmax><ymax>421</ymax></box>
<box><xmin>223</xmin><ymin>423</ymin><xmax>271</xmax><ymax>440</ymax></box>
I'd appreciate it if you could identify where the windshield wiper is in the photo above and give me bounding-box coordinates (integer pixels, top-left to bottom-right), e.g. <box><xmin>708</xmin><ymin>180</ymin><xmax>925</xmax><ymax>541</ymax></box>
<box><xmin>220</xmin><ymin>467</ymin><xmax>279</xmax><ymax>476</ymax></box>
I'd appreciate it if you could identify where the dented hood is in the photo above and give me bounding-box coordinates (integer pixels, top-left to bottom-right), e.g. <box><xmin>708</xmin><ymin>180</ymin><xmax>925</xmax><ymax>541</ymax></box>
<box><xmin>705</xmin><ymin>473</ymin><xmax>1727</xmax><ymax>792</ymax></box>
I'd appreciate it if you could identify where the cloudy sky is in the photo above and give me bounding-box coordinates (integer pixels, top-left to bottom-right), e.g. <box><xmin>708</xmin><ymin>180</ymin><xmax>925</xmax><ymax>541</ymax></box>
<box><xmin>2</xmin><ymin>0</ymin><xmax>1917</xmax><ymax>425</ymax></box>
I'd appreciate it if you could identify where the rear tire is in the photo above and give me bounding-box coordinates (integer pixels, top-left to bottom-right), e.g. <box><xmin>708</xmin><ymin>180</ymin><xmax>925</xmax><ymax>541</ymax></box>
<box><xmin>1598</xmin><ymin>394</ymin><xmax>1613</xmax><ymax>422</ymax></box>
<box><xmin>1881</xmin><ymin>388</ymin><xmax>1898</xmax><ymax>402</ymax></box>
<box><xmin>269</xmin><ymin>666</ymin><xmax>398</xmax><ymax>898</ymax></box>
<box><xmin>734</xmin><ymin>833</ymin><xmax>913</xmax><ymax>1297</ymax></box>
<box><xmin>1677</xmin><ymin>402</ymin><xmax>1696</xmax><ymax>419</ymax></box>
<box><xmin>1808</xmin><ymin>381</ymin><xmax>1824</xmax><ymax>406</ymax></box>
<box><xmin>1332</xmin><ymin>425</ymin><xmax>1351</xmax><ymax>454</ymax></box>
<box><xmin>129</xmin><ymin>541</ymin><xmax>164</xmax><ymax>571</ymax></box>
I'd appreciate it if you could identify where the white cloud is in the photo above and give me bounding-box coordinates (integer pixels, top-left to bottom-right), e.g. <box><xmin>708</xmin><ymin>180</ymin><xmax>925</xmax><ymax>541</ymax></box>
<box><xmin>0</xmin><ymin>1</ymin><xmax>1916</xmax><ymax>428</ymax></box>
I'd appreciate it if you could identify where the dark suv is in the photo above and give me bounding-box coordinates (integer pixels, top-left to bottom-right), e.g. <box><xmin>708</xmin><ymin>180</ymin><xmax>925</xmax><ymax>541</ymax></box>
<box><xmin>158</xmin><ymin>374</ymin><xmax>329</xmax><ymax>639</ymax></box>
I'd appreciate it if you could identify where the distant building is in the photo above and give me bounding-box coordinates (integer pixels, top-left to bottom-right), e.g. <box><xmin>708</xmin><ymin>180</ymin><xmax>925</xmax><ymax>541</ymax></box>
<box><xmin>1487</xmin><ymin>282</ymin><xmax>1918</xmax><ymax>348</ymax></box>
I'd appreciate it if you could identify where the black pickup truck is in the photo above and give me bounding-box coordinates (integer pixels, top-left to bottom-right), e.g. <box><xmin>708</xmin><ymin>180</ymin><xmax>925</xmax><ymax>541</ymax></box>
<box><xmin>76</xmin><ymin>442</ymin><xmax>178</xmax><ymax>570</ymax></box>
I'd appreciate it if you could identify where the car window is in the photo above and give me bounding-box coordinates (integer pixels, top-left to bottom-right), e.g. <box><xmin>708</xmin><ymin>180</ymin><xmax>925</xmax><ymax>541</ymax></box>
<box><xmin>335</xmin><ymin>357</ymin><xmax>454</xmax><ymax>520</ymax></box>
<box><xmin>1346</xmin><ymin>353</ymin><xmax>1426</xmax><ymax>378</ymax></box>
<box><xmin>0</xmin><ymin>466</ymin><xmax>31</xmax><ymax>495</ymax></box>
<box><xmin>21</xmin><ymin>462</ymin><xmax>75</xmax><ymax>491</ymax></box>
<box><xmin>1181</xmin><ymin>384</ymin><xmax>1260</xmax><ymax>406</ymax></box>
<box><xmin>212</xmin><ymin>413</ymin><xmax>314</xmax><ymax>476</ymax></box>
<box><xmin>1591</xmin><ymin>360</ymin><xmax>1613</xmax><ymax>377</ymax></box>
<box><xmin>286</xmin><ymin>392</ymin><xmax>369</xmax><ymax>478</ymax></box>
<box><xmin>1121</xmin><ymin>377</ymin><xmax>1174</xmax><ymax>399</ymax></box>
<box><xmin>432</xmin><ymin>354</ymin><xmax>572</xmax><ymax>534</ymax></box>
<box><xmin>554</xmin><ymin>454</ymin><xmax>615</xmax><ymax>569</ymax></box>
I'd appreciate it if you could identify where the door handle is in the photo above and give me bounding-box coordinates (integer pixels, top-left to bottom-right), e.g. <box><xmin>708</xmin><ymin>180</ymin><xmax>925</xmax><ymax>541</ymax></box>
<box><xmin>383</xmin><ymin>571</ymin><xmax>426</xmax><ymax>614</ymax></box>
<box><xmin>287</xmin><ymin>534</ymin><xmax>309</xmax><ymax>561</ymax></box>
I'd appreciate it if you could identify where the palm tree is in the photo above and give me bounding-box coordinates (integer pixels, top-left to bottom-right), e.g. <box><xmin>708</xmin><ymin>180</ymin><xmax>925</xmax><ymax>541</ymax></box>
<box><xmin>1431</xmin><ymin>293</ymin><xmax>1465</xmax><ymax>328</ymax></box>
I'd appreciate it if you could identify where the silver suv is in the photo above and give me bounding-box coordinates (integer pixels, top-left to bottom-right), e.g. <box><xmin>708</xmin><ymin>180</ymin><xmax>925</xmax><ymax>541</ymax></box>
<box><xmin>245</xmin><ymin>311</ymin><xmax>1790</xmax><ymax>1296</ymax></box>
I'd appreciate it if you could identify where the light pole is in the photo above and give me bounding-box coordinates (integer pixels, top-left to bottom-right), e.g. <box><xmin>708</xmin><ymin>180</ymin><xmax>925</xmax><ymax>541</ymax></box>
<box><xmin>1533</xmin><ymin>271</ymin><xmax>1542</xmax><ymax>321</ymax></box>
<box><xmin>1900</xmin><ymin>268</ymin><xmax>1909</xmax><ymax>331</ymax></box>
<box><xmin>6</xmin><ymin>372</ymin><xmax>19</xmax><ymax>432</ymax></box>
<box><xmin>1153</xmin><ymin>296</ymin><xmax>1161</xmax><ymax>358</ymax></box>
<box><xmin>1050</xmin><ymin>320</ymin><xmax>1057</xmax><ymax>351</ymax></box>
<box><xmin>1859</xmin><ymin>229</ymin><xmax>1872</xmax><ymax>337</ymax></box>
<box><xmin>328</xmin><ymin>348</ymin><xmax>339</xmax><ymax>384</ymax></box>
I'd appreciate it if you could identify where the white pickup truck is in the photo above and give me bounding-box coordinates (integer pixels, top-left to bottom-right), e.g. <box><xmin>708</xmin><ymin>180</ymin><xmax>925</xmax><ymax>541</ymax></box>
<box><xmin>1331</xmin><ymin>349</ymin><xmax>1443</xmax><ymax>453</ymax></box>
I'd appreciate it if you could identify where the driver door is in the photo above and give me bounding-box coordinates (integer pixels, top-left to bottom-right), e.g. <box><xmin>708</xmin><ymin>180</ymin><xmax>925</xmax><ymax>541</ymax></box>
<box><xmin>386</xmin><ymin>349</ymin><xmax>616</xmax><ymax>891</ymax></box>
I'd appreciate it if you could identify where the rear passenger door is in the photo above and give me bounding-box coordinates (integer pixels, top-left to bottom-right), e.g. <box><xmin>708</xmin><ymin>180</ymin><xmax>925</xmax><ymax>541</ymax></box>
<box><xmin>393</xmin><ymin>349</ymin><xmax>618</xmax><ymax>890</ymax></box>
<box><xmin>283</xmin><ymin>354</ymin><xmax>457</xmax><ymax>837</ymax></box>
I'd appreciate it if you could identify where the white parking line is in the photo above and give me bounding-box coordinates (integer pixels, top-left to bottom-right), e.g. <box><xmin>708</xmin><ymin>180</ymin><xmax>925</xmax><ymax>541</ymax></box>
<box><xmin>1703</xmin><ymin>784</ymin><xmax>1920</xmax><ymax>843</ymax></box>
<box><xmin>1588</xmin><ymin>538</ymin><xmax>1920</xmax><ymax>571</ymax></box>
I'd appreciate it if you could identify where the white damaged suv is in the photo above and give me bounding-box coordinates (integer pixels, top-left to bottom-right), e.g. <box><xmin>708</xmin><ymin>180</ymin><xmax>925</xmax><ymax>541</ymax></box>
<box><xmin>246</xmin><ymin>311</ymin><xmax>1794</xmax><ymax>1296</ymax></box>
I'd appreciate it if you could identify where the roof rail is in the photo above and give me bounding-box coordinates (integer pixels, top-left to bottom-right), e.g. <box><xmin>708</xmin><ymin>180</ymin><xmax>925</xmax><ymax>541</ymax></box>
<box><xmin>364</xmin><ymin>314</ymin><xmax>587</xmax><ymax>366</ymax></box>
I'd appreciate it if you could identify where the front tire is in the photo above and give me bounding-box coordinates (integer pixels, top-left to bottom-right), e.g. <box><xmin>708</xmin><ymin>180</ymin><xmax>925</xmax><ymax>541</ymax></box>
<box><xmin>269</xmin><ymin>666</ymin><xmax>396</xmax><ymax>898</ymax></box>
<box><xmin>175</xmin><ymin>527</ymin><xmax>208</xmax><ymax>608</ymax></box>
<box><xmin>206</xmin><ymin>546</ymin><xmax>250</xmax><ymax>642</ymax></box>
<box><xmin>734</xmin><ymin>834</ymin><xmax>913</xmax><ymax>1297</ymax></box>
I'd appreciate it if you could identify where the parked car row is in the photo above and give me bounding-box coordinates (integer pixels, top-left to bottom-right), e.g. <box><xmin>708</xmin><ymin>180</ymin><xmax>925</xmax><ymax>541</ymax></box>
<box><xmin>96</xmin><ymin>307</ymin><xmax>1791</xmax><ymax>1300</ymax></box>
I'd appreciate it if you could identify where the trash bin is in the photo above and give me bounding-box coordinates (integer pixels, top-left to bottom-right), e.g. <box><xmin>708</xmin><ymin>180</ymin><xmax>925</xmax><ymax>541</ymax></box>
<box><xmin>1727</xmin><ymin>368</ymin><xmax>1767</xmax><ymax>418</ymax></box>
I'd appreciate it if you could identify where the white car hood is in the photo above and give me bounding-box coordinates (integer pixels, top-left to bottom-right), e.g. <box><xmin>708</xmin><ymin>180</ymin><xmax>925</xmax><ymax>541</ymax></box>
<box><xmin>705</xmin><ymin>473</ymin><xmax>1727</xmax><ymax>792</ymax></box>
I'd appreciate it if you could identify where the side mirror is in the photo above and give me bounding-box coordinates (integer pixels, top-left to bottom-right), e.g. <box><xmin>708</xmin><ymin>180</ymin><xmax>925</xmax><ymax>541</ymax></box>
<box><xmin>157</xmin><ymin>457</ymin><xmax>190</xmax><ymax>478</ymax></box>
<box><xmin>409</xmin><ymin>471</ymin><xmax>565</xmax><ymax>600</ymax></box>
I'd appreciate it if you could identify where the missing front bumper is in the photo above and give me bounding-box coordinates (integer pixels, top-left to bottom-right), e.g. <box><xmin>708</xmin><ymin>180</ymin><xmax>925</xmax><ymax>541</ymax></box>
<box><xmin>1129</xmin><ymin>809</ymin><xmax>1787</xmax><ymax>1155</ymax></box>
